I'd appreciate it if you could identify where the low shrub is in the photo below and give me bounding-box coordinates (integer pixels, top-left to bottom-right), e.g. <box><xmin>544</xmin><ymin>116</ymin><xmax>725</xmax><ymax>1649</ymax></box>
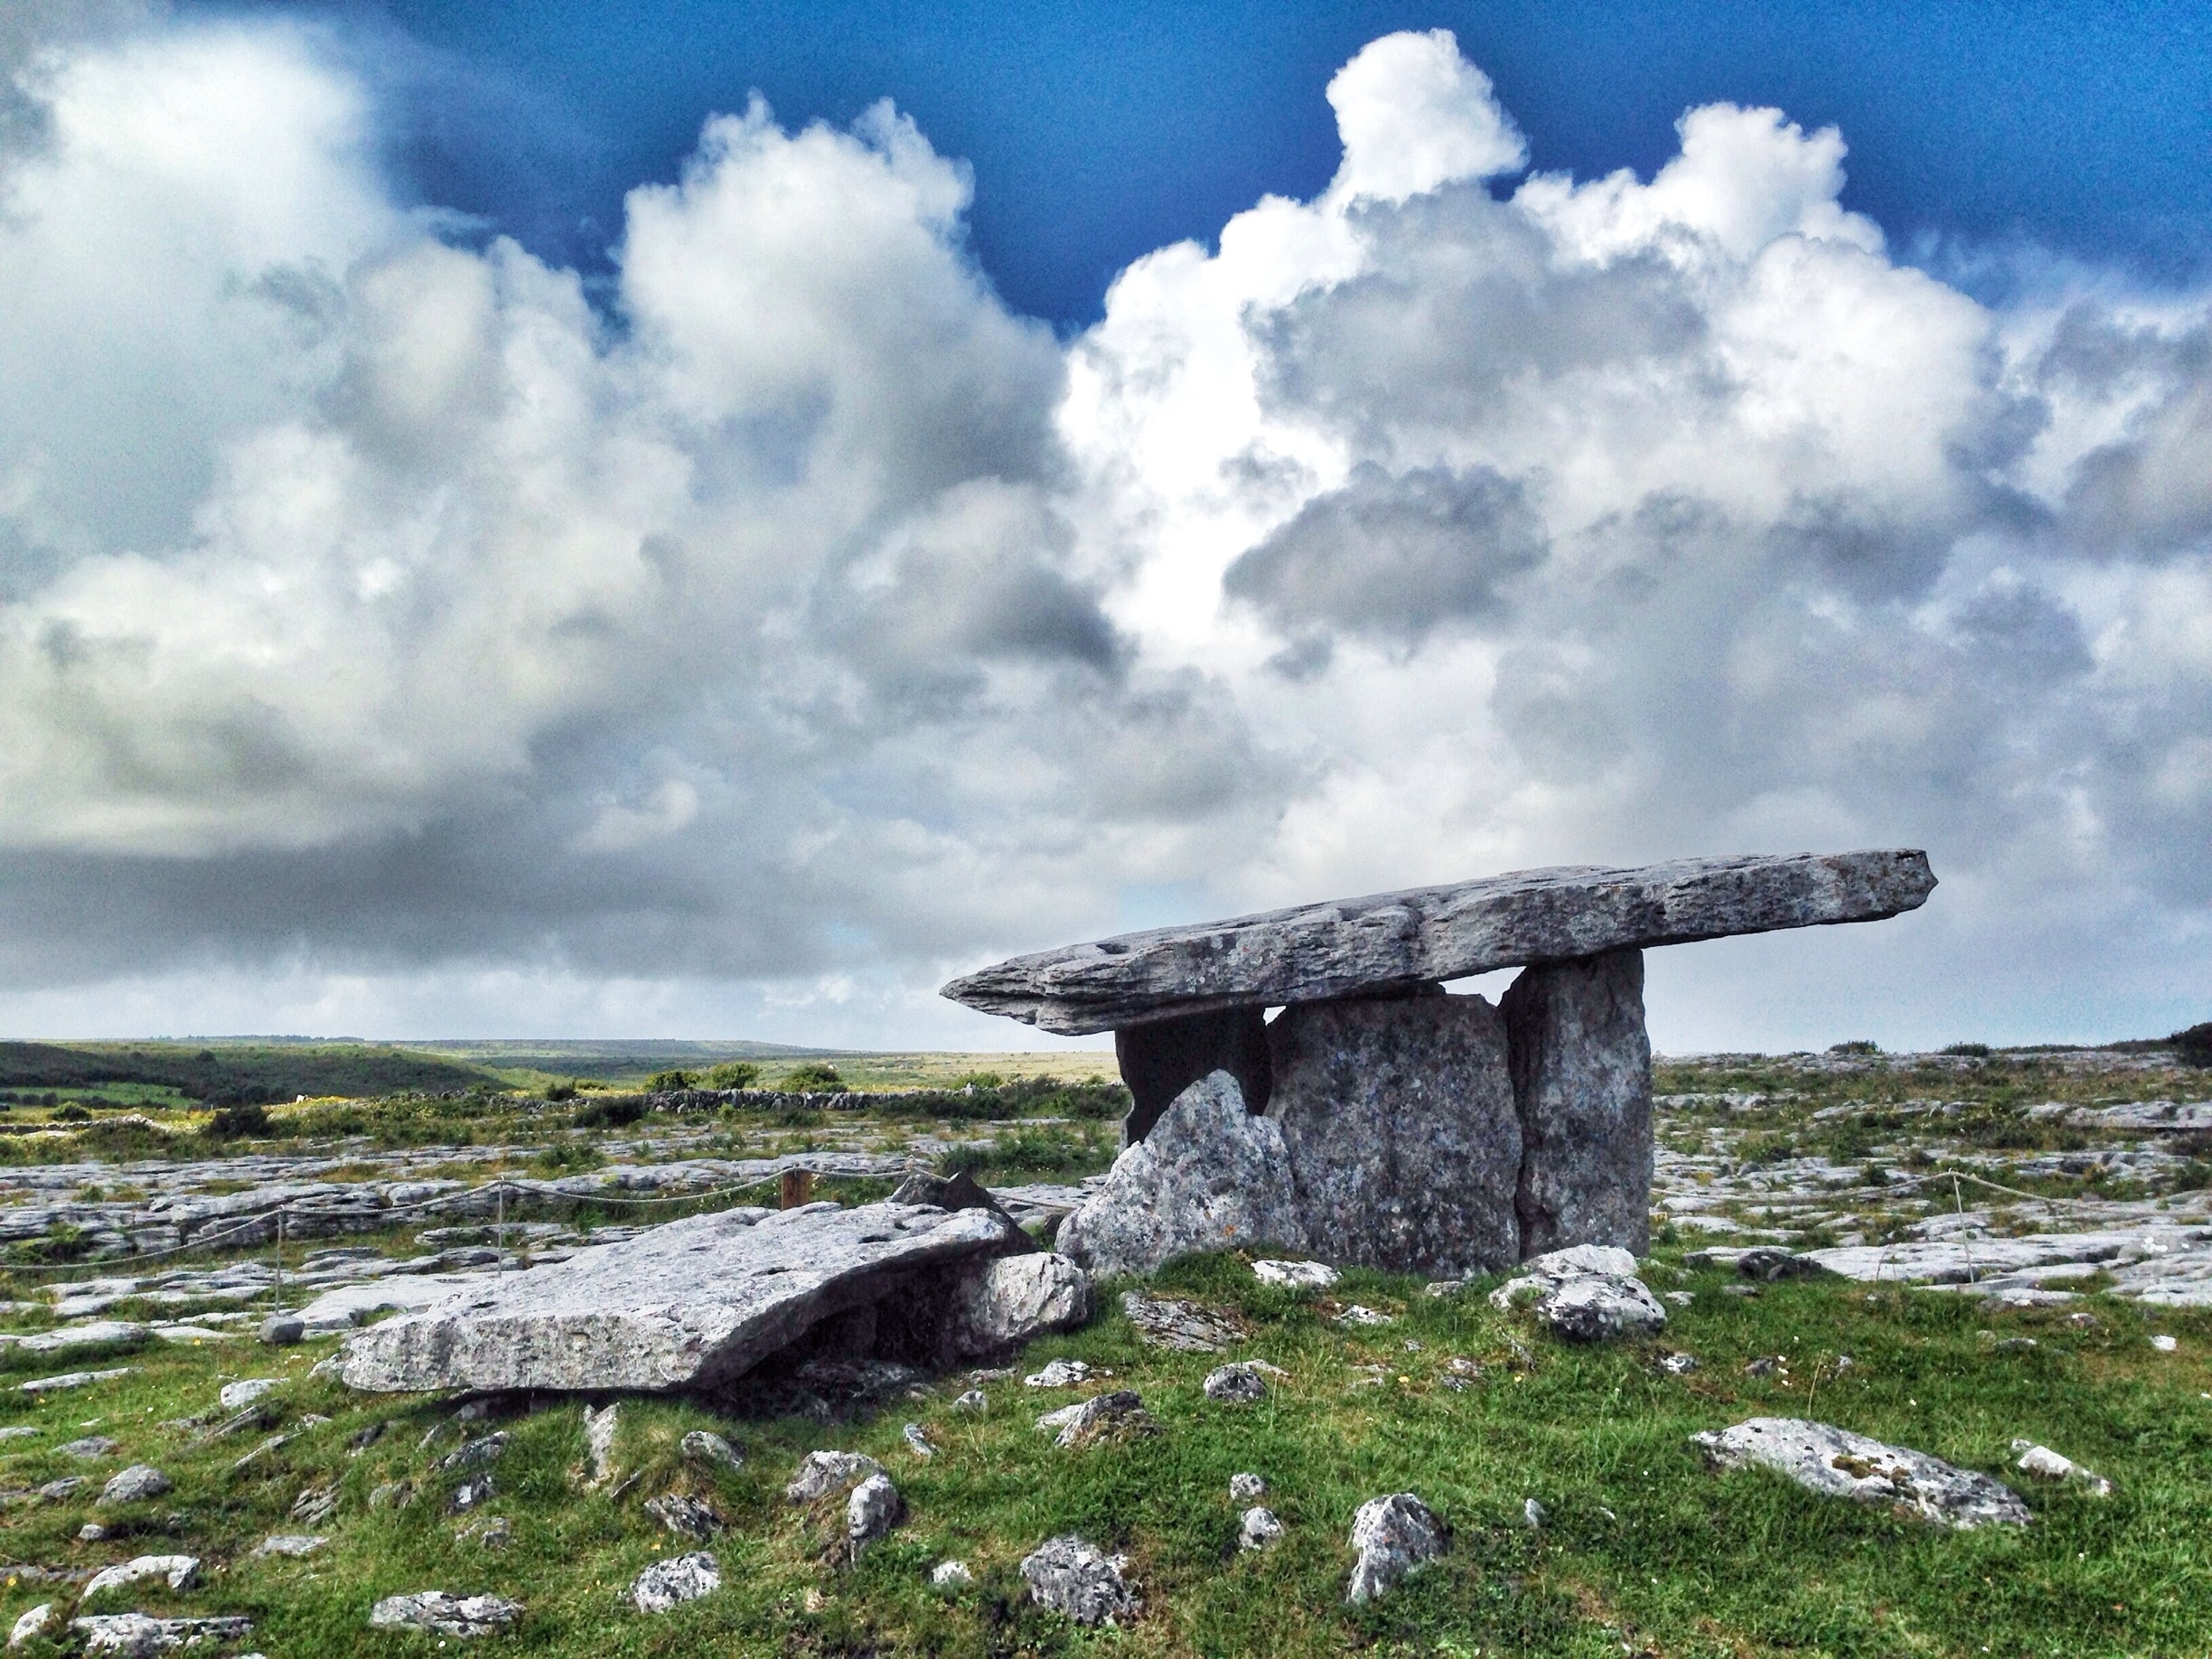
<box><xmin>645</xmin><ymin>1069</ymin><xmax>698</xmax><ymax>1092</ymax></box>
<box><xmin>202</xmin><ymin>1101</ymin><xmax>271</xmax><ymax>1139</ymax></box>
<box><xmin>705</xmin><ymin>1060</ymin><xmax>761</xmax><ymax>1090</ymax></box>
<box><xmin>779</xmin><ymin>1062</ymin><xmax>847</xmax><ymax>1092</ymax></box>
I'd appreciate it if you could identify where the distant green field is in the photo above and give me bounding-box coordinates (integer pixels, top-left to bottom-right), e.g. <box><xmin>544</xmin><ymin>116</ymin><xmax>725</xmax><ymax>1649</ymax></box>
<box><xmin>0</xmin><ymin>1040</ymin><xmax>503</xmax><ymax>1107</ymax></box>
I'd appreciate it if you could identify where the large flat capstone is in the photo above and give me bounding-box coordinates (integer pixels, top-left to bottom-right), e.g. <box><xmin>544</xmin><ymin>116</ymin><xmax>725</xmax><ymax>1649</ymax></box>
<box><xmin>940</xmin><ymin>850</ymin><xmax>1934</xmax><ymax>1034</ymax></box>
<box><xmin>340</xmin><ymin>1202</ymin><xmax>1031</xmax><ymax>1393</ymax></box>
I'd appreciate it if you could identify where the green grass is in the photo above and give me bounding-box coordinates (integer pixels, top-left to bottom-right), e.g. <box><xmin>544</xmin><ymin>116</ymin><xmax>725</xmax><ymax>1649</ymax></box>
<box><xmin>4</xmin><ymin>1253</ymin><xmax>2208</xmax><ymax>1656</ymax></box>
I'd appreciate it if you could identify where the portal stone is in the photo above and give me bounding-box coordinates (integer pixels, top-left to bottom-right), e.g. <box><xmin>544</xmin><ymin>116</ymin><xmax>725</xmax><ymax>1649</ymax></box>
<box><xmin>1265</xmin><ymin>993</ymin><xmax>1522</xmax><ymax>1277</ymax></box>
<box><xmin>1502</xmin><ymin>949</ymin><xmax>1651</xmax><ymax>1258</ymax></box>
<box><xmin>1114</xmin><ymin>1006</ymin><xmax>1271</xmax><ymax>1146</ymax></box>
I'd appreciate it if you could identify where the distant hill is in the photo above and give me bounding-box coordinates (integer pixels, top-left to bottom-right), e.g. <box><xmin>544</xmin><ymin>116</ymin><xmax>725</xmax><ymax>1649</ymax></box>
<box><xmin>413</xmin><ymin>1039</ymin><xmax>854</xmax><ymax>1078</ymax></box>
<box><xmin>0</xmin><ymin>1040</ymin><xmax>503</xmax><ymax>1104</ymax></box>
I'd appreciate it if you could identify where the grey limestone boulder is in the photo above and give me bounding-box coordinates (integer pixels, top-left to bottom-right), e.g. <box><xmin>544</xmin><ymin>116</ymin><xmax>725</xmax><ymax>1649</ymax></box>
<box><xmin>1057</xmin><ymin>1073</ymin><xmax>1305</xmax><ymax>1279</ymax></box>
<box><xmin>368</xmin><ymin>1592</ymin><xmax>521</xmax><ymax>1636</ymax></box>
<box><xmin>71</xmin><ymin>1614</ymin><xmax>254</xmax><ymax>1655</ymax></box>
<box><xmin>784</xmin><ymin>1450</ymin><xmax>885</xmax><ymax>1504</ymax></box>
<box><xmin>1239</xmin><ymin>1506</ymin><xmax>1283</xmax><ymax>1550</ymax></box>
<box><xmin>1267</xmin><ymin>992</ymin><xmax>1522</xmax><ymax>1277</ymax></box>
<box><xmin>80</xmin><ymin>1557</ymin><xmax>200</xmax><ymax>1601</ymax></box>
<box><xmin>1203</xmin><ymin>1363</ymin><xmax>1269</xmax><ymax>1404</ymax></box>
<box><xmin>1503</xmin><ymin>948</ymin><xmax>1652</xmax><ymax>1257</ymax></box>
<box><xmin>630</xmin><ymin>1552</ymin><xmax>720</xmax><ymax>1612</ymax></box>
<box><xmin>1490</xmin><ymin>1246</ymin><xmax>1666</xmax><ymax>1341</ymax></box>
<box><xmin>680</xmin><ymin>1429</ymin><xmax>741</xmax><ymax>1470</ymax></box>
<box><xmin>1345</xmin><ymin>1492</ymin><xmax>1448</xmax><ymax>1605</ymax></box>
<box><xmin>645</xmin><ymin>1494</ymin><xmax>722</xmax><ymax>1541</ymax></box>
<box><xmin>942</xmin><ymin>1253</ymin><xmax>1091</xmax><ymax>1358</ymax></box>
<box><xmin>1691</xmin><ymin>1417</ymin><xmax>2031</xmax><ymax>1528</ymax></box>
<box><xmin>847</xmin><ymin>1472</ymin><xmax>904</xmax><ymax>1553</ymax></box>
<box><xmin>1020</xmin><ymin>1535</ymin><xmax>1139</xmax><ymax>1626</ymax></box>
<box><xmin>340</xmin><ymin>1201</ymin><xmax>1030</xmax><ymax>1393</ymax></box>
<box><xmin>98</xmin><ymin>1466</ymin><xmax>172</xmax><ymax>1506</ymax></box>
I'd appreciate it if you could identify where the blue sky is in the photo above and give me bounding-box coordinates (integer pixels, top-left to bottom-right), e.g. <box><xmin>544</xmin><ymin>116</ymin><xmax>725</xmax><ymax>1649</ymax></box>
<box><xmin>1</xmin><ymin>3</ymin><xmax>2210</xmax><ymax>1048</ymax></box>
<box><xmin>252</xmin><ymin>0</ymin><xmax>2212</xmax><ymax>325</ymax></box>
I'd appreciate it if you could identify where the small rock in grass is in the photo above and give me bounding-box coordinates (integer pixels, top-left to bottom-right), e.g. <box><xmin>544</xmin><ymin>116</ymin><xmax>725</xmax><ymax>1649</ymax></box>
<box><xmin>347</xmin><ymin>1421</ymin><xmax>387</xmax><ymax>1455</ymax></box>
<box><xmin>951</xmin><ymin>1389</ymin><xmax>988</xmax><ymax>1414</ymax></box>
<box><xmin>447</xmin><ymin>1473</ymin><xmax>495</xmax><ymax>1514</ymax></box>
<box><xmin>1023</xmin><ymin>1358</ymin><xmax>1092</xmax><ymax>1389</ymax></box>
<box><xmin>902</xmin><ymin>1423</ymin><xmax>937</xmax><ymax>1459</ymax></box>
<box><xmin>1523</xmin><ymin>1497</ymin><xmax>1546</xmax><ymax>1529</ymax></box>
<box><xmin>1120</xmin><ymin>1293</ymin><xmax>1248</xmax><ymax>1352</ymax></box>
<box><xmin>1720</xmin><ymin>1283</ymin><xmax>1761</xmax><ymax>1298</ymax></box>
<box><xmin>784</xmin><ymin>1450</ymin><xmax>884</xmax><ymax>1504</ymax></box>
<box><xmin>1664</xmin><ymin>1290</ymin><xmax>1695</xmax><ymax>1307</ymax></box>
<box><xmin>847</xmin><ymin>1473</ymin><xmax>904</xmax><ymax>1555</ymax></box>
<box><xmin>1336</xmin><ymin>1305</ymin><xmax>1392</xmax><ymax>1327</ymax></box>
<box><xmin>260</xmin><ymin>1316</ymin><xmax>305</xmax><ymax>1345</ymax></box>
<box><xmin>37</xmin><ymin>1476</ymin><xmax>86</xmax><ymax>1502</ymax></box>
<box><xmin>292</xmin><ymin>1484</ymin><xmax>339</xmax><ymax>1526</ymax></box>
<box><xmin>1744</xmin><ymin>1355</ymin><xmax>1786</xmax><ymax>1378</ymax></box>
<box><xmin>72</xmin><ymin>1614</ymin><xmax>254</xmax><ymax>1654</ymax></box>
<box><xmin>931</xmin><ymin>1560</ymin><xmax>973</xmax><ymax>1589</ymax></box>
<box><xmin>369</xmin><ymin>1591</ymin><xmax>521</xmax><ymax>1636</ymax></box>
<box><xmin>1238</xmin><ymin>1507</ymin><xmax>1283</xmax><ymax>1551</ymax></box>
<box><xmin>1346</xmin><ymin>1492</ymin><xmax>1448</xmax><ymax>1605</ymax></box>
<box><xmin>1230</xmin><ymin>1472</ymin><xmax>1268</xmax><ymax>1503</ymax></box>
<box><xmin>644</xmin><ymin>1494</ymin><xmax>722</xmax><ymax>1542</ymax></box>
<box><xmin>1203</xmin><ymin>1363</ymin><xmax>1269</xmax><ymax>1405</ymax></box>
<box><xmin>1252</xmin><ymin>1260</ymin><xmax>1339</xmax><ymax>1291</ymax></box>
<box><xmin>21</xmin><ymin>1368</ymin><xmax>135</xmax><ymax>1394</ymax></box>
<box><xmin>440</xmin><ymin>1432</ymin><xmax>510</xmax><ymax>1472</ymax></box>
<box><xmin>1994</xmin><ymin>1336</ymin><xmax>2038</xmax><ymax>1353</ymax></box>
<box><xmin>59</xmin><ymin>1437</ymin><xmax>118</xmax><ymax>1458</ymax></box>
<box><xmin>2012</xmin><ymin>1439</ymin><xmax>2114</xmax><ymax>1496</ymax></box>
<box><xmin>1037</xmin><ymin>1391</ymin><xmax>1157</xmax><ymax>1448</ymax></box>
<box><xmin>1659</xmin><ymin>1352</ymin><xmax>1699</xmax><ymax>1375</ymax></box>
<box><xmin>219</xmin><ymin>1379</ymin><xmax>277</xmax><ymax>1412</ymax></box>
<box><xmin>2151</xmin><ymin>1334</ymin><xmax>2179</xmax><ymax>1353</ymax></box>
<box><xmin>581</xmin><ymin>1403</ymin><xmax>619</xmax><ymax>1486</ymax></box>
<box><xmin>8</xmin><ymin>1603</ymin><xmax>54</xmax><ymax>1647</ymax></box>
<box><xmin>81</xmin><ymin>1555</ymin><xmax>200</xmax><ymax>1600</ymax></box>
<box><xmin>77</xmin><ymin>1524</ymin><xmax>108</xmax><ymax>1542</ymax></box>
<box><xmin>1423</xmin><ymin>1279</ymin><xmax>1465</xmax><ymax>1299</ymax></box>
<box><xmin>0</xmin><ymin>1426</ymin><xmax>36</xmax><ymax>1441</ymax></box>
<box><xmin>630</xmin><ymin>1551</ymin><xmax>720</xmax><ymax>1613</ymax></box>
<box><xmin>253</xmin><ymin>1534</ymin><xmax>328</xmax><ymax>1558</ymax></box>
<box><xmin>680</xmin><ymin>1429</ymin><xmax>740</xmax><ymax>1470</ymax></box>
<box><xmin>368</xmin><ymin>1480</ymin><xmax>410</xmax><ymax>1511</ymax></box>
<box><xmin>1692</xmin><ymin>1417</ymin><xmax>2030</xmax><ymax>1529</ymax></box>
<box><xmin>458</xmin><ymin>1516</ymin><xmax>511</xmax><ymax>1550</ymax></box>
<box><xmin>1020</xmin><ymin>1535</ymin><xmax>1139</xmax><ymax>1626</ymax></box>
<box><xmin>98</xmin><ymin>1466</ymin><xmax>171</xmax><ymax>1506</ymax></box>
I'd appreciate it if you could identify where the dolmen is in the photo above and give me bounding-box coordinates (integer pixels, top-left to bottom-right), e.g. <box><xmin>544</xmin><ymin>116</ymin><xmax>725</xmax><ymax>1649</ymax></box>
<box><xmin>341</xmin><ymin>1175</ymin><xmax>1090</xmax><ymax>1394</ymax></box>
<box><xmin>942</xmin><ymin>851</ymin><xmax>1934</xmax><ymax>1279</ymax></box>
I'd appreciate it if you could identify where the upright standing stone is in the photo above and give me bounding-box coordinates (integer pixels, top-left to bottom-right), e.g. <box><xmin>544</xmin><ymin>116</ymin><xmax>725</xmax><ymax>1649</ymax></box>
<box><xmin>1056</xmin><ymin>1073</ymin><xmax>1306</xmax><ymax>1279</ymax></box>
<box><xmin>1266</xmin><ymin>993</ymin><xmax>1522</xmax><ymax>1277</ymax></box>
<box><xmin>1502</xmin><ymin>950</ymin><xmax>1651</xmax><ymax>1258</ymax></box>
<box><xmin>1114</xmin><ymin>1006</ymin><xmax>1271</xmax><ymax>1145</ymax></box>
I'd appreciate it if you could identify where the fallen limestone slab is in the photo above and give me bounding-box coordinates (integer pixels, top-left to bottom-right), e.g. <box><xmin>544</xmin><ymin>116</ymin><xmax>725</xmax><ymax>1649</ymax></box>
<box><xmin>1804</xmin><ymin>1227</ymin><xmax>2212</xmax><ymax>1298</ymax></box>
<box><xmin>942</xmin><ymin>850</ymin><xmax>1935</xmax><ymax>1034</ymax></box>
<box><xmin>80</xmin><ymin>1556</ymin><xmax>198</xmax><ymax>1600</ymax></box>
<box><xmin>293</xmin><ymin>1271</ymin><xmax>505</xmax><ymax>1336</ymax></box>
<box><xmin>71</xmin><ymin>1613</ymin><xmax>254</xmax><ymax>1654</ymax></box>
<box><xmin>339</xmin><ymin>1202</ymin><xmax>1030</xmax><ymax>1393</ymax></box>
<box><xmin>1691</xmin><ymin>1417</ymin><xmax>2030</xmax><ymax>1528</ymax></box>
<box><xmin>369</xmin><ymin>1592</ymin><xmax>521</xmax><ymax>1636</ymax></box>
<box><xmin>0</xmin><ymin>1321</ymin><xmax>150</xmax><ymax>1356</ymax></box>
<box><xmin>942</xmin><ymin>1253</ymin><xmax>1091</xmax><ymax>1357</ymax></box>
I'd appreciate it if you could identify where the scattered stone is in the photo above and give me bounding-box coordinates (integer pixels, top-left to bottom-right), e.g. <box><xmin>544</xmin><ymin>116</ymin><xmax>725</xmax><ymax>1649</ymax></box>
<box><xmin>1720</xmin><ymin>1283</ymin><xmax>1762</xmax><ymax>1298</ymax></box>
<box><xmin>59</xmin><ymin>1437</ymin><xmax>118</xmax><ymax>1458</ymax></box>
<box><xmin>2151</xmin><ymin>1334</ymin><xmax>2179</xmax><ymax>1353</ymax></box>
<box><xmin>1744</xmin><ymin>1355</ymin><xmax>1786</xmax><ymax>1378</ymax></box>
<box><xmin>342</xmin><ymin>1201</ymin><xmax>1031</xmax><ymax>1393</ymax></box>
<box><xmin>951</xmin><ymin>1389</ymin><xmax>988</xmax><ymax>1413</ymax></box>
<box><xmin>1058</xmin><ymin>1073</ymin><xmax>1306</xmax><ymax>1279</ymax></box>
<box><xmin>1023</xmin><ymin>1358</ymin><xmax>1092</xmax><ymax>1389</ymax></box>
<box><xmin>1346</xmin><ymin>1492</ymin><xmax>1448</xmax><ymax>1605</ymax></box>
<box><xmin>219</xmin><ymin>1379</ymin><xmax>277</xmax><ymax>1412</ymax></box>
<box><xmin>7</xmin><ymin>1604</ymin><xmax>53</xmax><ymax>1648</ymax></box>
<box><xmin>1489</xmin><ymin>1247</ymin><xmax>1666</xmax><ymax>1342</ymax></box>
<box><xmin>252</xmin><ymin>1534</ymin><xmax>328</xmax><ymax>1558</ymax></box>
<box><xmin>71</xmin><ymin>1614</ymin><xmax>254</xmax><ymax>1655</ymax></box>
<box><xmin>368</xmin><ymin>1591</ymin><xmax>522</xmax><ymax>1636</ymax></box>
<box><xmin>1664</xmin><ymin>1290</ymin><xmax>1695</xmax><ymax>1307</ymax></box>
<box><xmin>902</xmin><ymin>1423</ymin><xmax>937</xmax><ymax>1459</ymax></box>
<box><xmin>98</xmin><ymin>1466</ymin><xmax>171</xmax><ymax>1506</ymax></box>
<box><xmin>1504</xmin><ymin>948</ymin><xmax>1652</xmax><ymax>1256</ymax></box>
<box><xmin>847</xmin><ymin>1472</ymin><xmax>904</xmax><ymax>1555</ymax></box>
<box><xmin>447</xmin><ymin>1474</ymin><xmax>494</xmax><ymax>1514</ymax></box>
<box><xmin>1993</xmin><ymin>1336</ymin><xmax>2039</xmax><ymax>1353</ymax></box>
<box><xmin>441</xmin><ymin>1432</ymin><xmax>511</xmax><ymax>1472</ymax></box>
<box><xmin>1691</xmin><ymin>1418</ymin><xmax>2031</xmax><ymax>1528</ymax></box>
<box><xmin>1423</xmin><ymin>1279</ymin><xmax>1466</xmax><ymax>1299</ymax></box>
<box><xmin>291</xmin><ymin>1485</ymin><xmax>339</xmax><ymax>1526</ymax></box>
<box><xmin>1734</xmin><ymin>1247</ymin><xmax>1837</xmax><ymax>1282</ymax></box>
<box><xmin>347</xmin><ymin>1421</ymin><xmax>386</xmax><ymax>1454</ymax></box>
<box><xmin>680</xmin><ymin>1429</ymin><xmax>740</xmax><ymax>1469</ymax></box>
<box><xmin>645</xmin><ymin>1494</ymin><xmax>722</xmax><ymax>1541</ymax></box>
<box><xmin>630</xmin><ymin>1552</ymin><xmax>720</xmax><ymax>1613</ymax></box>
<box><xmin>2012</xmin><ymin>1439</ymin><xmax>2114</xmax><ymax>1495</ymax></box>
<box><xmin>458</xmin><ymin>1516</ymin><xmax>511</xmax><ymax>1550</ymax></box>
<box><xmin>1269</xmin><ymin>992</ymin><xmax>1523</xmax><ymax>1276</ymax></box>
<box><xmin>943</xmin><ymin>1253</ymin><xmax>1091</xmax><ymax>1358</ymax></box>
<box><xmin>368</xmin><ymin>1480</ymin><xmax>410</xmax><ymax>1511</ymax></box>
<box><xmin>1659</xmin><ymin>1352</ymin><xmax>1700</xmax><ymax>1375</ymax></box>
<box><xmin>1121</xmin><ymin>1293</ymin><xmax>1248</xmax><ymax>1352</ymax></box>
<box><xmin>1203</xmin><ymin>1363</ymin><xmax>1270</xmax><ymax>1404</ymax></box>
<box><xmin>930</xmin><ymin>1559</ymin><xmax>973</xmax><ymax>1589</ymax></box>
<box><xmin>21</xmin><ymin>1367</ymin><xmax>135</xmax><ymax>1394</ymax></box>
<box><xmin>0</xmin><ymin>1425</ymin><xmax>36</xmax><ymax>1440</ymax></box>
<box><xmin>1523</xmin><ymin>1496</ymin><xmax>1546</xmax><ymax>1529</ymax></box>
<box><xmin>1238</xmin><ymin>1506</ymin><xmax>1283</xmax><ymax>1551</ymax></box>
<box><xmin>35</xmin><ymin>1476</ymin><xmax>85</xmax><ymax>1501</ymax></box>
<box><xmin>1336</xmin><ymin>1304</ymin><xmax>1393</xmax><ymax>1327</ymax></box>
<box><xmin>886</xmin><ymin>1169</ymin><xmax>1019</xmax><ymax>1223</ymax></box>
<box><xmin>78</xmin><ymin>1523</ymin><xmax>109</xmax><ymax>1542</ymax></box>
<box><xmin>1038</xmin><ymin>1390</ymin><xmax>1158</xmax><ymax>1448</ymax></box>
<box><xmin>1020</xmin><ymin>1535</ymin><xmax>1139</xmax><ymax>1626</ymax></box>
<box><xmin>1253</xmin><ymin>1260</ymin><xmax>1339</xmax><ymax>1290</ymax></box>
<box><xmin>1230</xmin><ymin>1472</ymin><xmax>1268</xmax><ymax>1503</ymax></box>
<box><xmin>968</xmin><ymin>1366</ymin><xmax>1015</xmax><ymax>1382</ymax></box>
<box><xmin>941</xmin><ymin>851</ymin><xmax>1936</xmax><ymax>1033</ymax></box>
<box><xmin>0</xmin><ymin>1321</ymin><xmax>149</xmax><ymax>1356</ymax></box>
<box><xmin>80</xmin><ymin>1556</ymin><xmax>200</xmax><ymax>1600</ymax></box>
<box><xmin>581</xmin><ymin>1403</ymin><xmax>619</xmax><ymax>1486</ymax></box>
<box><xmin>260</xmin><ymin>1316</ymin><xmax>305</xmax><ymax>1345</ymax></box>
<box><xmin>784</xmin><ymin>1450</ymin><xmax>885</xmax><ymax>1504</ymax></box>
